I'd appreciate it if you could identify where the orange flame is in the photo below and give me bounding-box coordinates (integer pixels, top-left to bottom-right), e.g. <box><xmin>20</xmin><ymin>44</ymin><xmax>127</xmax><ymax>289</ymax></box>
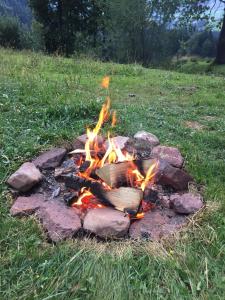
<box><xmin>72</xmin><ymin>76</ymin><xmax>160</xmax><ymax>217</ymax></box>
<box><xmin>112</xmin><ymin>111</ymin><xmax>117</xmax><ymax>127</ymax></box>
<box><xmin>141</xmin><ymin>160</ymin><xmax>159</xmax><ymax>191</ymax></box>
<box><xmin>101</xmin><ymin>76</ymin><xmax>110</xmax><ymax>89</ymax></box>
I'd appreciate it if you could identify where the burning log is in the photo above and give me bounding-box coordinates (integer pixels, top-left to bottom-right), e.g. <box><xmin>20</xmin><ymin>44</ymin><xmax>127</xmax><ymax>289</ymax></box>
<box><xmin>105</xmin><ymin>187</ymin><xmax>143</xmax><ymax>213</ymax></box>
<box><xmin>64</xmin><ymin>174</ymin><xmax>114</xmax><ymax>207</ymax></box>
<box><xmin>64</xmin><ymin>174</ymin><xmax>142</xmax><ymax>213</ymax></box>
<box><xmin>95</xmin><ymin>162</ymin><xmax>131</xmax><ymax>188</ymax></box>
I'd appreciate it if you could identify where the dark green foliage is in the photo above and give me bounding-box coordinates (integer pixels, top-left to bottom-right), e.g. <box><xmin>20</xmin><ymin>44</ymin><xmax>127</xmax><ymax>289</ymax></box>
<box><xmin>29</xmin><ymin>0</ymin><xmax>104</xmax><ymax>56</ymax></box>
<box><xmin>0</xmin><ymin>17</ymin><xmax>21</xmax><ymax>48</ymax></box>
<box><xmin>186</xmin><ymin>31</ymin><xmax>217</xmax><ymax>57</ymax></box>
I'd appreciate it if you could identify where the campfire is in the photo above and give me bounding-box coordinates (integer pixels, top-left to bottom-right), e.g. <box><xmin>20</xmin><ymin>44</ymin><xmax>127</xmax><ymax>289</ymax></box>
<box><xmin>8</xmin><ymin>76</ymin><xmax>204</xmax><ymax>242</ymax></box>
<box><xmin>67</xmin><ymin>77</ymin><xmax>159</xmax><ymax>219</ymax></box>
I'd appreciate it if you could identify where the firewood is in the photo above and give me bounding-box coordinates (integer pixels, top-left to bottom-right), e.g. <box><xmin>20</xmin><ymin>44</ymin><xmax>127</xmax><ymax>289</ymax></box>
<box><xmin>63</xmin><ymin>174</ymin><xmax>114</xmax><ymax>207</ymax></box>
<box><xmin>95</xmin><ymin>162</ymin><xmax>131</xmax><ymax>188</ymax></box>
<box><xmin>105</xmin><ymin>187</ymin><xmax>143</xmax><ymax>213</ymax></box>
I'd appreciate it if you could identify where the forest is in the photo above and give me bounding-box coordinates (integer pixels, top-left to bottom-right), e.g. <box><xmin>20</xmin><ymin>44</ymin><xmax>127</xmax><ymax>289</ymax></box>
<box><xmin>0</xmin><ymin>0</ymin><xmax>224</xmax><ymax>66</ymax></box>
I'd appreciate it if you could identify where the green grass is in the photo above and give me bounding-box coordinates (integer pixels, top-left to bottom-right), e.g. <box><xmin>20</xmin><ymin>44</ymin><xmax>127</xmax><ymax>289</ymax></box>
<box><xmin>171</xmin><ymin>56</ymin><xmax>225</xmax><ymax>77</ymax></box>
<box><xmin>1</xmin><ymin>48</ymin><xmax>225</xmax><ymax>300</ymax></box>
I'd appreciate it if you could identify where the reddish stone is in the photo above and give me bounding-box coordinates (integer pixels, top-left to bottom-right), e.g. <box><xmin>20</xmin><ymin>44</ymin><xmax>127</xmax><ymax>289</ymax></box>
<box><xmin>134</xmin><ymin>131</ymin><xmax>160</xmax><ymax>147</ymax></box>
<box><xmin>151</xmin><ymin>146</ymin><xmax>184</xmax><ymax>168</ymax></box>
<box><xmin>171</xmin><ymin>193</ymin><xmax>203</xmax><ymax>214</ymax></box>
<box><xmin>7</xmin><ymin>162</ymin><xmax>42</xmax><ymax>192</ymax></box>
<box><xmin>129</xmin><ymin>208</ymin><xmax>187</xmax><ymax>240</ymax></box>
<box><xmin>10</xmin><ymin>194</ymin><xmax>45</xmax><ymax>216</ymax></box>
<box><xmin>83</xmin><ymin>208</ymin><xmax>130</xmax><ymax>238</ymax></box>
<box><xmin>72</xmin><ymin>134</ymin><xmax>104</xmax><ymax>150</ymax></box>
<box><xmin>156</xmin><ymin>160</ymin><xmax>193</xmax><ymax>191</ymax></box>
<box><xmin>38</xmin><ymin>201</ymin><xmax>81</xmax><ymax>242</ymax></box>
<box><xmin>33</xmin><ymin>148</ymin><xmax>67</xmax><ymax>169</ymax></box>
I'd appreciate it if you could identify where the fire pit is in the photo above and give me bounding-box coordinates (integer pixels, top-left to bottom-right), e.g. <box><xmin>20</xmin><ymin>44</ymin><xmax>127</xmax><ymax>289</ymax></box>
<box><xmin>7</xmin><ymin>77</ymin><xmax>204</xmax><ymax>242</ymax></box>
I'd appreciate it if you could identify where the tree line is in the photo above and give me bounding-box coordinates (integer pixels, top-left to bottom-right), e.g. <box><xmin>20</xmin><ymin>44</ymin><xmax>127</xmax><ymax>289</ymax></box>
<box><xmin>0</xmin><ymin>0</ymin><xmax>225</xmax><ymax>65</ymax></box>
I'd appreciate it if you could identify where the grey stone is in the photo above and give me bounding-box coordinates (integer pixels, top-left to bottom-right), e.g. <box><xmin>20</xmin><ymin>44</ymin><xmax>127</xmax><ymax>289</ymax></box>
<box><xmin>171</xmin><ymin>193</ymin><xmax>203</xmax><ymax>214</ymax></box>
<box><xmin>33</xmin><ymin>148</ymin><xmax>67</xmax><ymax>169</ymax></box>
<box><xmin>134</xmin><ymin>131</ymin><xmax>160</xmax><ymax>147</ymax></box>
<box><xmin>124</xmin><ymin>138</ymin><xmax>153</xmax><ymax>159</ymax></box>
<box><xmin>83</xmin><ymin>208</ymin><xmax>130</xmax><ymax>238</ymax></box>
<box><xmin>7</xmin><ymin>162</ymin><xmax>42</xmax><ymax>192</ymax></box>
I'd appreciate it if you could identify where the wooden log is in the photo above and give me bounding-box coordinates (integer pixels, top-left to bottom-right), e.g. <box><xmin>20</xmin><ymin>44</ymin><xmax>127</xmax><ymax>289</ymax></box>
<box><xmin>64</xmin><ymin>174</ymin><xmax>114</xmax><ymax>207</ymax></box>
<box><xmin>95</xmin><ymin>162</ymin><xmax>131</xmax><ymax>188</ymax></box>
<box><xmin>105</xmin><ymin>187</ymin><xmax>143</xmax><ymax>213</ymax></box>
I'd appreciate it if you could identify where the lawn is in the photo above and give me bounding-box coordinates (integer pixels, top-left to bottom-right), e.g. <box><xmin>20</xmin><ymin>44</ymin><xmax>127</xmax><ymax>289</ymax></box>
<box><xmin>0</xmin><ymin>48</ymin><xmax>225</xmax><ymax>300</ymax></box>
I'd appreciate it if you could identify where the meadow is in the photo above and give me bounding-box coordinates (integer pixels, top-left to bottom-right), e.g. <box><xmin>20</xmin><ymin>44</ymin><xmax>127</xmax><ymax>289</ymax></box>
<box><xmin>0</xmin><ymin>48</ymin><xmax>225</xmax><ymax>300</ymax></box>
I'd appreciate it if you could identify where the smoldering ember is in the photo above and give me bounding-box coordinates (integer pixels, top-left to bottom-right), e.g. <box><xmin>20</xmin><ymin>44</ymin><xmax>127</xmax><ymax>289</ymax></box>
<box><xmin>7</xmin><ymin>77</ymin><xmax>204</xmax><ymax>243</ymax></box>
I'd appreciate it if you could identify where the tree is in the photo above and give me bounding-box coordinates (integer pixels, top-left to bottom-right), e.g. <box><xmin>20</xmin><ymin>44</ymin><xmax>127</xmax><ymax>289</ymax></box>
<box><xmin>29</xmin><ymin>0</ymin><xmax>104</xmax><ymax>56</ymax></box>
<box><xmin>0</xmin><ymin>16</ymin><xmax>21</xmax><ymax>48</ymax></box>
<box><xmin>175</xmin><ymin>0</ymin><xmax>225</xmax><ymax>64</ymax></box>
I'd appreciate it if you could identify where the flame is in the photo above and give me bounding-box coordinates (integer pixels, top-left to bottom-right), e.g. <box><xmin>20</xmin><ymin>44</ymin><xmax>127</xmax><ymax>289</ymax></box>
<box><xmin>100</xmin><ymin>132</ymin><xmax>134</xmax><ymax>167</ymax></box>
<box><xmin>141</xmin><ymin>160</ymin><xmax>159</xmax><ymax>191</ymax></box>
<box><xmin>112</xmin><ymin>111</ymin><xmax>117</xmax><ymax>127</ymax></box>
<box><xmin>135</xmin><ymin>212</ymin><xmax>145</xmax><ymax>219</ymax></box>
<box><xmin>101</xmin><ymin>76</ymin><xmax>110</xmax><ymax>89</ymax></box>
<box><xmin>72</xmin><ymin>76</ymin><xmax>160</xmax><ymax>218</ymax></box>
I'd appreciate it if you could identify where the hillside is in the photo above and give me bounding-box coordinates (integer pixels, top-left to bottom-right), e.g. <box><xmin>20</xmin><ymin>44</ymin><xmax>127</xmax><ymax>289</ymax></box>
<box><xmin>0</xmin><ymin>0</ymin><xmax>31</xmax><ymax>25</ymax></box>
<box><xmin>1</xmin><ymin>49</ymin><xmax>225</xmax><ymax>300</ymax></box>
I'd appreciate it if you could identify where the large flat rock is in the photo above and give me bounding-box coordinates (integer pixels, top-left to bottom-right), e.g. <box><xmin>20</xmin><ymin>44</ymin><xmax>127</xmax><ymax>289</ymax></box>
<box><xmin>129</xmin><ymin>208</ymin><xmax>187</xmax><ymax>240</ymax></box>
<box><xmin>38</xmin><ymin>201</ymin><xmax>81</xmax><ymax>242</ymax></box>
<box><xmin>33</xmin><ymin>148</ymin><xmax>67</xmax><ymax>169</ymax></box>
<box><xmin>10</xmin><ymin>194</ymin><xmax>45</xmax><ymax>216</ymax></box>
<box><xmin>7</xmin><ymin>162</ymin><xmax>43</xmax><ymax>192</ymax></box>
<box><xmin>83</xmin><ymin>208</ymin><xmax>130</xmax><ymax>238</ymax></box>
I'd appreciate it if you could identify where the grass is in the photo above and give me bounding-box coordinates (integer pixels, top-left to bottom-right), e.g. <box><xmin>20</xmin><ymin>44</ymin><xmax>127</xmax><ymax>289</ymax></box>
<box><xmin>1</xmin><ymin>48</ymin><xmax>225</xmax><ymax>300</ymax></box>
<box><xmin>170</xmin><ymin>56</ymin><xmax>225</xmax><ymax>77</ymax></box>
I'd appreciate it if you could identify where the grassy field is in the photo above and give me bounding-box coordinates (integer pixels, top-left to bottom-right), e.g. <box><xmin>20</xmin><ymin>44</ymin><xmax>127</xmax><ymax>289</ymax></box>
<box><xmin>1</xmin><ymin>48</ymin><xmax>225</xmax><ymax>300</ymax></box>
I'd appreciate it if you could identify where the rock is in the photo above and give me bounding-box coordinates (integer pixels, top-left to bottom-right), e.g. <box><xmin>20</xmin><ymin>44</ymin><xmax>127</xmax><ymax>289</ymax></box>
<box><xmin>33</xmin><ymin>148</ymin><xmax>67</xmax><ymax>169</ymax></box>
<box><xmin>151</xmin><ymin>146</ymin><xmax>184</xmax><ymax>168</ymax></box>
<box><xmin>129</xmin><ymin>208</ymin><xmax>187</xmax><ymax>240</ymax></box>
<box><xmin>134</xmin><ymin>131</ymin><xmax>160</xmax><ymax>147</ymax></box>
<box><xmin>54</xmin><ymin>159</ymin><xmax>77</xmax><ymax>178</ymax></box>
<box><xmin>7</xmin><ymin>162</ymin><xmax>43</xmax><ymax>192</ymax></box>
<box><xmin>156</xmin><ymin>160</ymin><xmax>193</xmax><ymax>191</ymax></box>
<box><xmin>83</xmin><ymin>208</ymin><xmax>130</xmax><ymax>238</ymax></box>
<box><xmin>159</xmin><ymin>194</ymin><xmax>171</xmax><ymax>208</ymax></box>
<box><xmin>72</xmin><ymin>134</ymin><xmax>104</xmax><ymax>150</ymax></box>
<box><xmin>10</xmin><ymin>194</ymin><xmax>45</xmax><ymax>216</ymax></box>
<box><xmin>38</xmin><ymin>201</ymin><xmax>81</xmax><ymax>242</ymax></box>
<box><xmin>105</xmin><ymin>136</ymin><xmax>129</xmax><ymax>150</ymax></box>
<box><xmin>171</xmin><ymin>193</ymin><xmax>203</xmax><ymax>214</ymax></box>
<box><xmin>124</xmin><ymin>138</ymin><xmax>153</xmax><ymax>159</ymax></box>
